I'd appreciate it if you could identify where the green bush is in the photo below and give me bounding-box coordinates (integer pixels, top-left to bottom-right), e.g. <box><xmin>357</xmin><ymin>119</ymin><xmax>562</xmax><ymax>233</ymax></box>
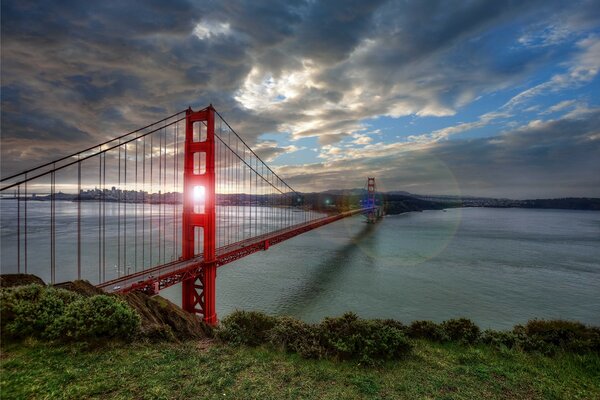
<box><xmin>217</xmin><ymin>310</ymin><xmax>277</xmax><ymax>346</ymax></box>
<box><xmin>267</xmin><ymin>316</ymin><xmax>324</xmax><ymax>359</ymax></box>
<box><xmin>316</xmin><ymin>313</ymin><xmax>412</xmax><ymax>364</ymax></box>
<box><xmin>377</xmin><ymin>318</ymin><xmax>407</xmax><ymax>332</ymax></box>
<box><xmin>441</xmin><ymin>318</ymin><xmax>480</xmax><ymax>344</ymax></box>
<box><xmin>480</xmin><ymin>321</ymin><xmax>600</xmax><ymax>355</ymax></box>
<box><xmin>1</xmin><ymin>284</ymin><xmax>81</xmax><ymax>339</ymax></box>
<box><xmin>480</xmin><ymin>329</ymin><xmax>519</xmax><ymax>349</ymax></box>
<box><xmin>217</xmin><ymin>311</ymin><xmax>412</xmax><ymax>364</ymax></box>
<box><xmin>517</xmin><ymin>320</ymin><xmax>600</xmax><ymax>354</ymax></box>
<box><xmin>0</xmin><ymin>285</ymin><xmax>140</xmax><ymax>342</ymax></box>
<box><xmin>49</xmin><ymin>295</ymin><xmax>141</xmax><ymax>341</ymax></box>
<box><xmin>407</xmin><ymin>320</ymin><xmax>447</xmax><ymax>342</ymax></box>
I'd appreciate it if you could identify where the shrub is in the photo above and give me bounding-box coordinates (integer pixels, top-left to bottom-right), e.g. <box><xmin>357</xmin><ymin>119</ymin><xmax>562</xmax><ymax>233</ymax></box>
<box><xmin>441</xmin><ymin>318</ymin><xmax>480</xmax><ymax>344</ymax></box>
<box><xmin>0</xmin><ymin>285</ymin><xmax>140</xmax><ymax>342</ymax></box>
<box><xmin>217</xmin><ymin>310</ymin><xmax>277</xmax><ymax>346</ymax></box>
<box><xmin>407</xmin><ymin>320</ymin><xmax>447</xmax><ymax>342</ymax></box>
<box><xmin>480</xmin><ymin>329</ymin><xmax>519</xmax><ymax>350</ymax></box>
<box><xmin>268</xmin><ymin>316</ymin><xmax>324</xmax><ymax>359</ymax></box>
<box><xmin>480</xmin><ymin>323</ymin><xmax>595</xmax><ymax>355</ymax></box>
<box><xmin>217</xmin><ymin>311</ymin><xmax>412</xmax><ymax>364</ymax></box>
<box><xmin>1</xmin><ymin>284</ymin><xmax>81</xmax><ymax>339</ymax></box>
<box><xmin>318</xmin><ymin>312</ymin><xmax>412</xmax><ymax>364</ymax></box>
<box><xmin>377</xmin><ymin>318</ymin><xmax>407</xmax><ymax>332</ymax></box>
<box><xmin>49</xmin><ymin>295</ymin><xmax>141</xmax><ymax>341</ymax></box>
<box><xmin>518</xmin><ymin>320</ymin><xmax>600</xmax><ymax>354</ymax></box>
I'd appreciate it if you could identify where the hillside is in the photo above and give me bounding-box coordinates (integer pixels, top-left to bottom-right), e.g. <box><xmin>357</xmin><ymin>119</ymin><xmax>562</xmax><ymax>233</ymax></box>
<box><xmin>1</xmin><ymin>275</ymin><xmax>599</xmax><ymax>399</ymax></box>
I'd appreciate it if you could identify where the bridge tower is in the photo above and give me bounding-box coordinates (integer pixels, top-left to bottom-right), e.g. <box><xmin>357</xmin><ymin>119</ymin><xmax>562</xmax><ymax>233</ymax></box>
<box><xmin>181</xmin><ymin>106</ymin><xmax>217</xmax><ymax>325</ymax></box>
<box><xmin>366</xmin><ymin>177</ymin><xmax>380</xmax><ymax>223</ymax></box>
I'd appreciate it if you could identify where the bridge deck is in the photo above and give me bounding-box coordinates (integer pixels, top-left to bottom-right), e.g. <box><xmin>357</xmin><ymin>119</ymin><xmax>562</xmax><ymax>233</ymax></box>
<box><xmin>98</xmin><ymin>207</ymin><xmax>373</xmax><ymax>294</ymax></box>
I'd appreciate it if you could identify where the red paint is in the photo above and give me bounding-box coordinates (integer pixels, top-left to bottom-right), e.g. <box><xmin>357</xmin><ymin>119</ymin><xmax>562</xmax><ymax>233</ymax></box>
<box><xmin>181</xmin><ymin>106</ymin><xmax>217</xmax><ymax>325</ymax></box>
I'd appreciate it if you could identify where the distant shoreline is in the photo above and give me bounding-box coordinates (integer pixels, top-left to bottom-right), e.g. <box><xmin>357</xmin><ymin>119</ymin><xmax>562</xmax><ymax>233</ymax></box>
<box><xmin>2</xmin><ymin>193</ymin><xmax>599</xmax><ymax>212</ymax></box>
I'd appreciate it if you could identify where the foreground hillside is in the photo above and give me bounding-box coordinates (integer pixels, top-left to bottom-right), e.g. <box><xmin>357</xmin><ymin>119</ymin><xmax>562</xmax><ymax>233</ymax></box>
<box><xmin>2</xmin><ymin>339</ymin><xmax>599</xmax><ymax>400</ymax></box>
<box><xmin>1</xmin><ymin>276</ymin><xmax>599</xmax><ymax>399</ymax></box>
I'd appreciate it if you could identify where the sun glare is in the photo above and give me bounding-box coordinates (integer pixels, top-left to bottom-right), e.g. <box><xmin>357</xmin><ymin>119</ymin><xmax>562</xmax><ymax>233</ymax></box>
<box><xmin>193</xmin><ymin>186</ymin><xmax>205</xmax><ymax>202</ymax></box>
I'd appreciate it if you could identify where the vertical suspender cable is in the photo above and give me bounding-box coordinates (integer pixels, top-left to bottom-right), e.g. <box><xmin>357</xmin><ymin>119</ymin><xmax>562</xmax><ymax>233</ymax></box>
<box><xmin>150</xmin><ymin>132</ymin><xmax>153</xmax><ymax>267</ymax></box>
<box><xmin>172</xmin><ymin>123</ymin><xmax>176</xmax><ymax>260</ymax></box>
<box><xmin>102</xmin><ymin>153</ymin><xmax>106</xmax><ymax>282</ymax></box>
<box><xmin>118</xmin><ymin>143</ymin><xmax>121</xmax><ymax>277</ymax></box>
<box><xmin>17</xmin><ymin>186</ymin><xmax>20</xmax><ymax>273</ymax></box>
<box><xmin>158</xmin><ymin>126</ymin><xmax>162</xmax><ymax>263</ymax></box>
<box><xmin>24</xmin><ymin>176</ymin><xmax>27</xmax><ymax>274</ymax></box>
<box><xmin>98</xmin><ymin>154</ymin><xmax>102</xmax><ymax>283</ymax></box>
<box><xmin>124</xmin><ymin>142</ymin><xmax>127</xmax><ymax>275</ymax></box>
<box><xmin>142</xmin><ymin>135</ymin><xmax>146</xmax><ymax>270</ymax></box>
<box><xmin>162</xmin><ymin>124</ymin><xmax>166</xmax><ymax>263</ymax></box>
<box><xmin>77</xmin><ymin>157</ymin><xmax>81</xmax><ymax>280</ymax></box>
<box><xmin>51</xmin><ymin>168</ymin><xmax>55</xmax><ymax>284</ymax></box>
<box><xmin>174</xmin><ymin>121</ymin><xmax>178</xmax><ymax>258</ymax></box>
<box><xmin>135</xmin><ymin>136</ymin><xmax>138</xmax><ymax>272</ymax></box>
<box><xmin>236</xmin><ymin>137</ymin><xmax>240</xmax><ymax>243</ymax></box>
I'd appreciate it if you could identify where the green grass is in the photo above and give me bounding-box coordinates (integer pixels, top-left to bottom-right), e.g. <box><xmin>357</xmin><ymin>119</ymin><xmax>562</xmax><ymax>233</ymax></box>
<box><xmin>1</xmin><ymin>339</ymin><xmax>598</xmax><ymax>399</ymax></box>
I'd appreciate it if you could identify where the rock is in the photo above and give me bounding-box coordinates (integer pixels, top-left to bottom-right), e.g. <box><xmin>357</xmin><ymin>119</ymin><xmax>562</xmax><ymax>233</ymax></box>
<box><xmin>122</xmin><ymin>291</ymin><xmax>213</xmax><ymax>341</ymax></box>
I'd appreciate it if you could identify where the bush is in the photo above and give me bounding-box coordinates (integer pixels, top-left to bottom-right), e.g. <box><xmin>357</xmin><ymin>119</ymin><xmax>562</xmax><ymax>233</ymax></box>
<box><xmin>517</xmin><ymin>320</ymin><xmax>600</xmax><ymax>354</ymax></box>
<box><xmin>217</xmin><ymin>310</ymin><xmax>277</xmax><ymax>346</ymax></box>
<box><xmin>268</xmin><ymin>316</ymin><xmax>324</xmax><ymax>359</ymax></box>
<box><xmin>407</xmin><ymin>320</ymin><xmax>447</xmax><ymax>342</ymax></box>
<box><xmin>317</xmin><ymin>312</ymin><xmax>412</xmax><ymax>364</ymax></box>
<box><xmin>1</xmin><ymin>284</ymin><xmax>81</xmax><ymax>339</ymax></box>
<box><xmin>0</xmin><ymin>285</ymin><xmax>140</xmax><ymax>342</ymax></box>
<box><xmin>441</xmin><ymin>318</ymin><xmax>480</xmax><ymax>344</ymax></box>
<box><xmin>480</xmin><ymin>329</ymin><xmax>519</xmax><ymax>349</ymax></box>
<box><xmin>49</xmin><ymin>295</ymin><xmax>141</xmax><ymax>341</ymax></box>
<box><xmin>217</xmin><ymin>311</ymin><xmax>412</xmax><ymax>364</ymax></box>
<box><xmin>377</xmin><ymin>318</ymin><xmax>407</xmax><ymax>332</ymax></box>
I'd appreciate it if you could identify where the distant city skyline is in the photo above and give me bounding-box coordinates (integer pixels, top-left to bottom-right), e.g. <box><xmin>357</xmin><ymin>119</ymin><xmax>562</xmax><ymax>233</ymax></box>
<box><xmin>1</xmin><ymin>1</ymin><xmax>599</xmax><ymax>199</ymax></box>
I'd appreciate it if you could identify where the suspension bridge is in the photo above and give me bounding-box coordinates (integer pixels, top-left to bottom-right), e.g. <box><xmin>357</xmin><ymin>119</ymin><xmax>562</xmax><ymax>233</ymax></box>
<box><xmin>0</xmin><ymin>105</ymin><xmax>382</xmax><ymax>324</ymax></box>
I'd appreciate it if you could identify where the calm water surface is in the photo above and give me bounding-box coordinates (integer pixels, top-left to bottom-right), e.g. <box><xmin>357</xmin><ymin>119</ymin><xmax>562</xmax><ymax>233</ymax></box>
<box><xmin>163</xmin><ymin>207</ymin><xmax>600</xmax><ymax>329</ymax></box>
<box><xmin>2</xmin><ymin>200</ymin><xmax>598</xmax><ymax>329</ymax></box>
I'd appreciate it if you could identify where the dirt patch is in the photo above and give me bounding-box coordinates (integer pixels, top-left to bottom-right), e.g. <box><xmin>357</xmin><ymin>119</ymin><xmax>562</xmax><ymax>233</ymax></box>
<box><xmin>0</xmin><ymin>274</ymin><xmax>45</xmax><ymax>288</ymax></box>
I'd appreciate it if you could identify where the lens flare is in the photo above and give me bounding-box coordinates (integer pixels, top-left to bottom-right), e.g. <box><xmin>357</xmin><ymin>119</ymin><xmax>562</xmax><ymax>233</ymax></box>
<box><xmin>193</xmin><ymin>186</ymin><xmax>205</xmax><ymax>203</ymax></box>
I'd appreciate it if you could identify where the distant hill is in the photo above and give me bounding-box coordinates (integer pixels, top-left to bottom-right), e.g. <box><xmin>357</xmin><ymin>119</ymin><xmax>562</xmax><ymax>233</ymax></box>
<box><xmin>312</xmin><ymin>189</ymin><xmax>600</xmax><ymax>214</ymax></box>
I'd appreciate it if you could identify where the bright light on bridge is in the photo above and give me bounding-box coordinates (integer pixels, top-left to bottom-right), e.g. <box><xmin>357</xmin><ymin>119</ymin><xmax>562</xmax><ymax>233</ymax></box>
<box><xmin>193</xmin><ymin>186</ymin><xmax>205</xmax><ymax>203</ymax></box>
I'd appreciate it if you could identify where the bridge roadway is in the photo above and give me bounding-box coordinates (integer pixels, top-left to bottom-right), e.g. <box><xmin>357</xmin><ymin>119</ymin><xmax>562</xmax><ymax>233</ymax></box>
<box><xmin>99</xmin><ymin>207</ymin><xmax>376</xmax><ymax>294</ymax></box>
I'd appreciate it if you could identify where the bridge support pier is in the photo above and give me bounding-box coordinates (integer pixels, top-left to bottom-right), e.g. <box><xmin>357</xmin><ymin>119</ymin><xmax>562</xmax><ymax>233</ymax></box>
<box><xmin>182</xmin><ymin>264</ymin><xmax>217</xmax><ymax>325</ymax></box>
<box><xmin>181</xmin><ymin>105</ymin><xmax>218</xmax><ymax>325</ymax></box>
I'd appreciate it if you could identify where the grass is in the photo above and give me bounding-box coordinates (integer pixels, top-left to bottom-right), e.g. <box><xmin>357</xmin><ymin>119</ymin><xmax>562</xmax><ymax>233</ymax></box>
<box><xmin>1</xmin><ymin>339</ymin><xmax>599</xmax><ymax>399</ymax></box>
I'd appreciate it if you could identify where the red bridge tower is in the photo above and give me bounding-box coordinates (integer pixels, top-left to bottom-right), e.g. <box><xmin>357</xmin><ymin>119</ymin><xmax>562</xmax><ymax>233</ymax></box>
<box><xmin>181</xmin><ymin>106</ymin><xmax>217</xmax><ymax>325</ymax></box>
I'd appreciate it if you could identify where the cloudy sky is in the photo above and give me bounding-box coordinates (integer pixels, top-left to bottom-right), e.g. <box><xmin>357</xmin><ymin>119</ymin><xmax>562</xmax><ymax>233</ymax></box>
<box><xmin>1</xmin><ymin>0</ymin><xmax>599</xmax><ymax>198</ymax></box>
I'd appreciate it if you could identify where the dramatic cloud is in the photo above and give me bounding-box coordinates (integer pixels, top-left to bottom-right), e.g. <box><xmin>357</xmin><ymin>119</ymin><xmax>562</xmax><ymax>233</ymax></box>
<box><xmin>280</xmin><ymin>109</ymin><xmax>600</xmax><ymax>198</ymax></box>
<box><xmin>1</xmin><ymin>0</ymin><xmax>599</xmax><ymax>197</ymax></box>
